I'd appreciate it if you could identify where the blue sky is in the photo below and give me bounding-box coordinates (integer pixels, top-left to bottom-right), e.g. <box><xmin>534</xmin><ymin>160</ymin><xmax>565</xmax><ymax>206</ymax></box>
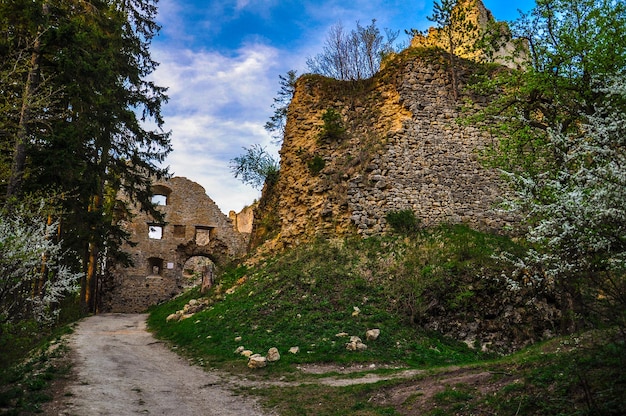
<box><xmin>150</xmin><ymin>0</ymin><xmax>536</xmax><ymax>214</ymax></box>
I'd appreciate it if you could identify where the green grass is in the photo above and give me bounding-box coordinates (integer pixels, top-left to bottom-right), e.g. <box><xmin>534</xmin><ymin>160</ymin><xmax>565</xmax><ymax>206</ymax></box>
<box><xmin>0</xmin><ymin>333</ymin><xmax>73</xmax><ymax>415</ymax></box>
<box><xmin>0</xmin><ymin>295</ymin><xmax>80</xmax><ymax>415</ymax></box>
<box><xmin>242</xmin><ymin>381</ymin><xmax>401</xmax><ymax>416</ymax></box>
<box><xmin>147</xmin><ymin>226</ymin><xmax>626</xmax><ymax>415</ymax></box>
<box><xmin>148</xmin><ymin>231</ymin><xmax>505</xmax><ymax>371</ymax></box>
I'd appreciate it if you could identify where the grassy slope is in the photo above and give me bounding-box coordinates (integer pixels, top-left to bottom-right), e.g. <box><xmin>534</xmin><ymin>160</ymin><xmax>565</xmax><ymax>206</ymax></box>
<box><xmin>148</xmin><ymin>226</ymin><xmax>626</xmax><ymax>415</ymax></box>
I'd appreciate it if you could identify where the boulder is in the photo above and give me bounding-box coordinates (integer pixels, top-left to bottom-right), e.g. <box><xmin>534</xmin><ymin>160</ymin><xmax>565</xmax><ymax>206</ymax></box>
<box><xmin>248</xmin><ymin>355</ymin><xmax>267</xmax><ymax>369</ymax></box>
<box><xmin>166</xmin><ymin>312</ymin><xmax>180</xmax><ymax>322</ymax></box>
<box><xmin>365</xmin><ymin>328</ymin><xmax>380</xmax><ymax>341</ymax></box>
<box><xmin>267</xmin><ymin>347</ymin><xmax>281</xmax><ymax>362</ymax></box>
<box><xmin>346</xmin><ymin>336</ymin><xmax>368</xmax><ymax>351</ymax></box>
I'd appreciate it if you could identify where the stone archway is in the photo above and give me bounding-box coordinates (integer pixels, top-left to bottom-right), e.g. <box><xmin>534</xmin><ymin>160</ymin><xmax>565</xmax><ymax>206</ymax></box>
<box><xmin>176</xmin><ymin>238</ymin><xmax>231</xmax><ymax>294</ymax></box>
<box><xmin>181</xmin><ymin>256</ymin><xmax>215</xmax><ymax>293</ymax></box>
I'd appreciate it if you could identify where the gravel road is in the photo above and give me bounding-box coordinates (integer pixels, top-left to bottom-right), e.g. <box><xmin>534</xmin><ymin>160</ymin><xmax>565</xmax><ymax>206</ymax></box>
<box><xmin>54</xmin><ymin>313</ymin><xmax>270</xmax><ymax>416</ymax></box>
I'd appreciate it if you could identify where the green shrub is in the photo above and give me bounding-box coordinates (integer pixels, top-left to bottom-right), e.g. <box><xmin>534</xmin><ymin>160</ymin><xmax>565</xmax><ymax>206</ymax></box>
<box><xmin>318</xmin><ymin>108</ymin><xmax>346</xmax><ymax>142</ymax></box>
<box><xmin>307</xmin><ymin>155</ymin><xmax>326</xmax><ymax>175</ymax></box>
<box><xmin>385</xmin><ymin>210</ymin><xmax>421</xmax><ymax>234</ymax></box>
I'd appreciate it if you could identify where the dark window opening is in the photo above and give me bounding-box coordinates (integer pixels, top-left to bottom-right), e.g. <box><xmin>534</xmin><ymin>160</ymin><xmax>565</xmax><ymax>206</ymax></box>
<box><xmin>148</xmin><ymin>257</ymin><xmax>164</xmax><ymax>276</ymax></box>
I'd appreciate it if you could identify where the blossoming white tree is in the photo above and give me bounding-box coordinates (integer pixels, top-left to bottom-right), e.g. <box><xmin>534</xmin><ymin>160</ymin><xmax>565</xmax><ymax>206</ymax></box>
<box><xmin>502</xmin><ymin>78</ymin><xmax>626</xmax><ymax>329</ymax></box>
<box><xmin>0</xmin><ymin>205</ymin><xmax>81</xmax><ymax>325</ymax></box>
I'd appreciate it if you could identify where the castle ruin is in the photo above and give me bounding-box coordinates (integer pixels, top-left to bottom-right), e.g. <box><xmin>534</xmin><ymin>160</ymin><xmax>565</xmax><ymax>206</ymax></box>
<box><xmin>103</xmin><ymin>176</ymin><xmax>248</xmax><ymax>312</ymax></box>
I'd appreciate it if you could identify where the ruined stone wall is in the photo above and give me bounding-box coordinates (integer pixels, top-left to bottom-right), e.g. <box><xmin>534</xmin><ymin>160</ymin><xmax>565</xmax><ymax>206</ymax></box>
<box><xmin>410</xmin><ymin>0</ymin><xmax>528</xmax><ymax>70</ymax></box>
<box><xmin>103</xmin><ymin>176</ymin><xmax>248</xmax><ymax>312</ymax></box>
<box><xmin>251</xmin><ymin>48</ymin><xmax>516</xmax><ymax>254</ymax></box>
<box><xmin>229</xmin><ymin>203</ymin><xmax>256</xmax><ymax>235</ymax></box>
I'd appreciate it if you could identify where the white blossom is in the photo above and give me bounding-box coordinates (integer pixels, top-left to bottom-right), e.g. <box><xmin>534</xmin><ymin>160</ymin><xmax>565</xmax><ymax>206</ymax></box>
<box><xmin>502</xmin><ymin>76</ymin><xmax>626</xmax><ymax>286</ymax></box>
<box><xmin>0</xmin><ymin>205</ymin><xmax>82</xmax><ymax>324</ymax></box>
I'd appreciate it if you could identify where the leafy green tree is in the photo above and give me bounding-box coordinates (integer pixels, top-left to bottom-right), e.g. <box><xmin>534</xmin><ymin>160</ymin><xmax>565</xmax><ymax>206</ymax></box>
<box><xmin>230</xmin><ymin>144</ymin><xmax>279</xmax><ymax>190</ymax></box>
<box><xmin>0</xmin><ymin>0</ymin><xmax>171</xmax><ymax>313</ymax></box>
<box><xmin>480</xmin><ymin>0</ymin><xmax>626</xmax><ymax>175</ymax></box>
<box><xmin>265</xmin><ymin>70</ymin><xmax>297</xmax><ymax>144</ymax></box>
<box><xmin>480</xmin><ymin>0</ymin><xmax>626</xmax><ymax>329</ymax></box>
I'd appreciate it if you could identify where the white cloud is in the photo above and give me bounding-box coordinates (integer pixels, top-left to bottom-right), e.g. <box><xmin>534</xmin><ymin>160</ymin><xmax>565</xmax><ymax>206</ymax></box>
<box><xmin>150</xmin><ymin>43</ymin><xmax>282</xmax><ymax>213</ymax></box>
<box><xmin>147</xmin><ymin>0</ymin><xmax>435</xmax><ymax>214</ymax></box>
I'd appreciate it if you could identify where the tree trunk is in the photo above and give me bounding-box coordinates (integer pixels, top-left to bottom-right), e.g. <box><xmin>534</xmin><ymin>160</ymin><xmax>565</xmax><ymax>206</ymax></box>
<box><xmin>83</xmin><ymin>192</ymin><xmax>103</xmax><ymax>314</ymax></box>
<box><xmin>6</xmin><ymin>36</ymin><xmax>42</xmax><ymax>199</ymax></box>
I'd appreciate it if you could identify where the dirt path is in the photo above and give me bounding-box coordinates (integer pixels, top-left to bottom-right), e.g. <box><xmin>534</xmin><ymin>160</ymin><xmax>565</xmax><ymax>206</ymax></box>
<box><xmin>49</xmin><ymin>313</ymin><xmax>271</xmax><ymax>416</ymax></box>
<box><xmin>43</xmin><ymin>313</ymin><xmax>505</xmax><ymax>416</ymax></box>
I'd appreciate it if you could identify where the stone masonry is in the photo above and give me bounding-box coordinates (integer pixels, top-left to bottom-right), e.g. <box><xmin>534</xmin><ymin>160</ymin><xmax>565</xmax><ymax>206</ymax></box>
<box><xmin>249</xmin><ymin>1</ymin><xmax>520</xmax><ymax>254</ymax></box>
<box><xmin>251</xmin><ymin>50</ymin><xmax>516</xmax><ymax>254</ymax></box>
<box><xmin>103</xmin><ymin>176</ymin><xmax>248</xmax><ymax>312</ymax></box>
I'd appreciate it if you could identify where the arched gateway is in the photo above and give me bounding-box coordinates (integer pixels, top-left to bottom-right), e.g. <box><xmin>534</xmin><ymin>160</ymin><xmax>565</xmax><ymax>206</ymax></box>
<box><xmin>102</xmin><ymin>177</ymin><xmax>249</xmax><ymax>313</ymax></box>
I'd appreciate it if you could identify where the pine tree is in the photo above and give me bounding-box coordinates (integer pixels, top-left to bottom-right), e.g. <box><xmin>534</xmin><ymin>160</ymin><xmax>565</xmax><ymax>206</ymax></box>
<box><xmin>0</xmin><ymin>0</ymin><xmax>172</xmax><ymax>313</ymax></box>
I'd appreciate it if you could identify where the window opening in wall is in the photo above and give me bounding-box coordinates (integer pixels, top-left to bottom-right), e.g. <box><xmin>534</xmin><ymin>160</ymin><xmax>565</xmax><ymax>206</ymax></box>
<box><xmin>173</xmin><ymin>224</ymin><xmax>186</xmax><ymax>238</ymax></box>
<box><xmin>194</xmin><ymin>226</ymin><xmax>213</xmax><ymax>246</ymax></box>
<box><xmin>148</xmin><ymin>224</ymin><xmax>163</xmax><ymax>239</ymax></box>
<box><xmin>151</xmin><ymin>194</ymin><xmax>167</xmax><ymax>205</ymax></box>
<box><xmin>151</xmin><ymin>184</ymin><xmax>172</xmax><ymax>205</ymax></box>
<box><xmin>148</xmin><ymin>257</ymin><xmax>164</xmax><ymax>276</ymax></box>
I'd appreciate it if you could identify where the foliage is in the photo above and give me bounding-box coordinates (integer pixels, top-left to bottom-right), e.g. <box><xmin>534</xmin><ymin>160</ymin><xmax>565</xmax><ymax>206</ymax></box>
<box><xmin>499</xmin><ymin>79</ymin><xmax>626</xmax><ymax>329</ymax></box>
<box><xmin>264</xmin><ymin>70</ymin><xmax>297</xmax><ymax>144</ymax></box>
<box><xmin>0</xmin><ymin>0</ymin><xmax>171</xmax><ymax>313</ymax></box>
<box><xmin>473</xmin><ymin>0</ymin><xmax>626</xmax><ymax>330</ymax></box>
<box><xmin>0</xmin><ymin>203</ymin><xmax>81</xmax><ymax>326</ymax></box>
<box><xmin>318</xmin><ymin>108</ymin><xmax>347</xmax><ymax>142</ymax></box>
<box><xmin>307</xmin><ymin>154</ymin><xmax>326</xmax><ymax>175</ymax></box>
<box><xmin>230</xmin><ymin>144</ymin><xmax>280</xmax><ymax>189</ymax></box>
<box><xmin>475</xmin><ymin>0</ymin><xmax>626</xmax><ymax>175</ymax></box>
<box><xmin>385</xmin><ymin>210</ymin><xmax>421</xmax><ymax>235</ymax></box>
<box><xmin>306</xmin><ymin>19</ymin><xmax>399</xmax><ymax>81</ymax></box>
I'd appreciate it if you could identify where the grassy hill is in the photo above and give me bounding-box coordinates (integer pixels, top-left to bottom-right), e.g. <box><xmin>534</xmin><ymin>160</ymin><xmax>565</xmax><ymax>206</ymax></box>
<box><xmin>147</xmin><ymin>224</ymin><xmax>626</xmax><ymax>415</ymax></box>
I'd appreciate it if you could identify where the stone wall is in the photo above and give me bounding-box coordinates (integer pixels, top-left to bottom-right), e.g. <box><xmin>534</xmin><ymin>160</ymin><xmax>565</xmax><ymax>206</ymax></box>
<box><xmin>103</xmin><ymin>176</ymin><xmax>248</xmax><ymax>312</ymax></box>
<box><xmin>229</xmin><ymin>203</ymin><xmax>256</xmax><ymax>235</ymax></box>
<box><xmin>410</xmin><ymin>0</ymin><xmax>528</xmax><ymax>70</ymax></box>
<box><xmin>251</xmin><ymin>47</ymin><xmax>516</xmax><ymax>254</ymax></box>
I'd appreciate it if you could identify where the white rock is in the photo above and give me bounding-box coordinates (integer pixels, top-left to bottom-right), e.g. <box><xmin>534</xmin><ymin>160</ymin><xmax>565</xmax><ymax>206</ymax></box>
<box><xmin>234</xmin><ymin>346</ymin><xmax>245</xmax><ymax>354</ymax></box>
<box><xmin>365</xmin><ymin>328</ymin><xmax>380</xmax><ymax>341</ymax></box>
<box><xmin>241</xmin><ymin>350</ymin><xmax>253</xmax><ymax>357</ymax></box>
<box><xmin>234</xmin><ymin>336</ymin><xmax>242</xmax><ymax>342</ymax></box>
<box><xmin>288</xmin><ymin>346</ymin><xmax>300</xmax><ymax>354</ymax></box>
<box><xmin>248</xmin><ymin>355</ymin><xmax>267</xmax><ymax>369</ymax></box>
<box><xmin>267</xmin><ymin>347</ymin><xmax>281</xmax><ymax>362</ymax></box>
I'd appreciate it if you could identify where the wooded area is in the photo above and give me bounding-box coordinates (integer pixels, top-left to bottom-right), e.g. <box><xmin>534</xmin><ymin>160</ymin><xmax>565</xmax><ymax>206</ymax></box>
<box><xmin>0</xmin><ymin>0</ymin><xmax>171</xmax><ymax>323</ymax></box>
